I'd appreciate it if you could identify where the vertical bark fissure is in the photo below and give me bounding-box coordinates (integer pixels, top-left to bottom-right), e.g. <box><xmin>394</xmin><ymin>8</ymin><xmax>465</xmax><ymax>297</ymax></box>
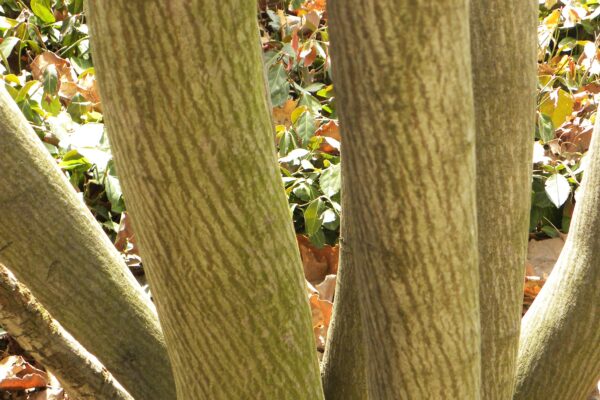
<box><xmin>327</xmin><ymin>1</ymin><xmax>481</xmax><ymax>398</ymax></box>
<box><xmin>0</xmin><ymin>87</ymin><xmax>174</xmax><ymax>400</ymax></box>
<box><xmin>514</xmin><ymin>111</ymin><xmax>600</xmax><ymax>400</ymax></box>
<box><xmin>87</xmin><ymin>1</ymin><xmax>324</xmax><ymax>399</ymax></box>
<box><xmin>470</xmin><ymin>1</ymin><xmax>538</xmax><ymax>399</ymax></box>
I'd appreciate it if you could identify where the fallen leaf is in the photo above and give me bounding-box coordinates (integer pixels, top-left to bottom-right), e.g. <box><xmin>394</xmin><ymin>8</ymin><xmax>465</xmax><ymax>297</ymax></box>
<box><xmin>30</xmin><ymin>52</ymin><xmax>75</xmax><ymax>83</ymax></box>
<box><xmin>272</xmin><ymin>99</ymin><xmax>298</xmax><ymax>127</ymax></box>
<box><xmin>315</xmin><ymin>274</ymin><xmax>336</xmax><ymax>302</ymax></box>
<box><xmin>306</xmin><ymin>282</ymin><xmax>333</xmax><ymax>351</ymax></box>
<box><xmin>297</xmin><ymin>235</ymin><xmax>339</xmax><ymax>284</ymax></box>
<box><xmin>114</xmin><ymin>212</ymin><xmax>138</xmax><ymax>255</ymax></box>
<box><xmin>527</xmin><ymin>236</ymin><xmax>566</xmax><ymax>277</ymax></box>
<box><xmin>315</xmin><ymin>120</ymin><xmax>341</xmax><ymax>153</ymax></box>
<box><xmin>0</xmin><ymin>356</ymin><xmax>47</xmax><ymax>391</ymax></box>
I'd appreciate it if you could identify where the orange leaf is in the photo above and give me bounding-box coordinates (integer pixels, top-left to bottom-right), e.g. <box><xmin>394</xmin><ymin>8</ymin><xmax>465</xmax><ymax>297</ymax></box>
<box><xmin>315</xmin><ymin>120</ymin><xmax>341</xmax><ymax>153</ymax></box>
<box><xmin>272</xmin><ymin>99</ymin><xmax>298</xmax><ymax>127</ymax></box>
<box><xmin>0</xmin><ymin>356</ymin><xmax>47</xmax><ymax>391</ymax></box>
<box><xmin>297</xmin><ymin>235</ymin><xmax>339</xmax><ymax>284</ymax></box>
<box><xmin>30</xmin><ymin>52</ymin><xmax>75</xmax><ymax>83</ymax></box>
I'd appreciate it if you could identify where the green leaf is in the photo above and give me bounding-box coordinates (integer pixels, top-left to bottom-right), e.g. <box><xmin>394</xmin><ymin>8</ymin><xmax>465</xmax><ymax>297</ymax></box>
<box><xmin>105</xmin><ymin>174</ymin><xmax>125</xmax><ymax>213</ymax></box>
<box><xmin>268</xmin><ymin>63</ymin><xmax>289</xmax><ymax>107</ymax></box>
<box><xmin>299</xmin><ymin>93</ymin><xmax>322</xmax><ymax>114</ymax></box>
<box><xmin>320</xmin><ymin>163</ymin><xmax>341</xmax><ymax>197</ymax></box>
<box><xmin>0</xmin><ymin>17</ymin><xmax>18</xmax><ymax>30</ymax></box>
<box><xmin>294</xmin><ymin>111</ymin><xmax>315</xmax><ymax>144</ymax></box>
<box><xmin>537</xmin><ymin>113</ymin><xmax>554</xmax><ymax>142</ymax></box>
<box><xmin>279</xmin><ymin>148</ymin><xmax>309</xmax><ymax>163</ymax></box>
<box><xmin>541</xmin><ymin>225</ymin><xmax>559</xmax><ymax>238</ymax></box>
<box><xmin>309</xmin><ymin>228</ymin><xmax>325</xmax><ymax>248</ymax></box>
<box><xmin>31</xmin><ymin>0</ymin><xmax>56</xmax><ymax>23</ymax></box>
<box><xmin>278</xmin><ymin>129</ymin><xmax>298</xmax><ymax>157</ymax></box>
<box><xmin>303</xmin><ymin>83</ymin><xmax>325</xmax><ymax>93</ymax></box>
<box><xmin>43</xmin><ymin>64</ymin><xmax>59</xmax><ymax>96</ymax></box>
<box><xmin>0</xmin><ymin>37</ymin><xmax>20</xmax><ymax>59</ymax></box>
<box><xmin>292</xmin><ymin>182</ymin><xmax>316</xmax><ymax>202</ymax></box>
<box><xmin>322</xmin><ymin>209</ymin><xmax>339</xmax><ymax>230</ymax></box>
<box><xmin>304</xmin><ymin>199</ymin><xmax>324</xmax><ymax>236</ymax></box>
<box><xmin>545</xmin><ymin>174</ymin><xmax>571</xmax><ymax>208</ymax></box>
<box><xmin>42</xmin><ymin>96</ymin><xmax>62</xmax><ymax>115</ymax></box>
<box><xmin>68</xmin><ymin>0</ymin><xmax>84</xmax><ymax>14</ymax></box>
<box><xmin>58</xmin><ymin>150</ymin><xmax>92</xmax><ymax>171</ymax></box>
<box><xmin>67</xmin><ymin>93</ymin><xmax>92</xmax><ymax>122</ymax></box>
<box><xmin>15</xmin><ymin>80</ymin><xmax>39</xmax><ymax>103</ymax></box>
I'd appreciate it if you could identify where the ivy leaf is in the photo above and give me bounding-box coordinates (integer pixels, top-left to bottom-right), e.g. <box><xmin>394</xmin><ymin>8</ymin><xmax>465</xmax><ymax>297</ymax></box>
<box><xmin>322</xmin><ymin>209</ymin><xmax>339</xmax><ymax>231</ymax></box>
<box><xmin>545</xmin><ymin>173</ymin><xmax>571</xmax><ymax>208</ymax></box>
<box><xmin>537</xmin><ymin>113</ymin><xmax>554</xmax><ymax>143</ymax></box>
<box><xmin>105</xmin><ymin>174</ymin><xmax>125</xmax><ymax>213</ymax></box>
<box><xmin>31</xmin><ymin>0</ymin><xmax>56</xmax><ymax>23</ymax></box>
<box><xmin>0</xmin><ymin>37</ymin><xmax>20</xmax><ymax>59</ymax></box>
<box><xmin>43</xmin><ymin>64</ymin><xmax>59</xmax><ymax>97</ymax></box>
<box><xmin>304</xmin><ymin>199</ymin><xmax>324</xmax><ymax>236</ymax></box>
<box><xmin>320</xmin><ymin>163</ymin><xmax>341</xmax><ymax>197</ymax></box>
<box><xmin>290</xmin><ymin>0</ymin><xmax>304</xmax><ymax>10</ymax></box>
<box><xmin>268</xmin><ymin>63</ymin><xmax>289</xmax><ymax>107</ymax></box>
<box><xmin>294</xmin><ymin>111</ymin><xmax>315</xmax><ymax>144</ymax></box>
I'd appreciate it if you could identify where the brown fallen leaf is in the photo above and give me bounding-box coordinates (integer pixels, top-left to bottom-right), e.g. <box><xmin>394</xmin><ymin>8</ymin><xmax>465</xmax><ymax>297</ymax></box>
<box><xmin>0</xmin><ymin>356</ymin><xmax>47</xmax><ymax>391</ymax></box>
<box><xmin>30</xmin><ymin>52</ymin><xmax>76</xmax><ymax>83</ymax></box>
<box><xmin>26</xmin><ymin>372</ymin><xmax>67</xmax><ymax>400</ymax></box>
<box><xmin>297</xmin><ymin>235</ymin><xmax>339</xmax><ymax>284</ymax></box>
<box><xmin>114</xmin><ymin>212</ymin><xmax>138</xmax><ymax>255</ymax></box>
<box><xmin>523</xmin><ymin>276</ymin><xmax>546</xmax><ymax>315</ymax></box>
<box><xmin>306</xmin><ymin>282</ymin><xmax>333</xmax><ymax>352</ymax></box>
<box><xmin>315</xmin><ymin>274</ymin><xmax>336</xmax><ymax>303</ymax></box>
<box><xmin>526</xmin><ymin>236</ymin><xmax>566</xmax><ymax>277</ymax></box>
<box><xmin>315</xmin><ymin>120</ymin><xmax>341</xmax><ymax>153</ymax></box>
<box><xmin>59</xmin><ymin>73</ymin><xmax>102</xmax><ymax>112</ymax></box>
<box><xmin>272</xmin><ymin>99</ymin><xmax>298</xmax><ymax>127</ymax></box>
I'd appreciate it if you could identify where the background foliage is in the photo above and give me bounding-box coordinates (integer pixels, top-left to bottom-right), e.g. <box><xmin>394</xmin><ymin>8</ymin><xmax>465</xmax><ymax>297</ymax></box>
<box><xmin>0</xmin><ymin>0</ymin><xmax>599</xmax><ymax>396</ymax></box>
<box><xmin>2</xmin><ymin>0</ymin><xmax>599</xmax><ymax>248</ymax></box>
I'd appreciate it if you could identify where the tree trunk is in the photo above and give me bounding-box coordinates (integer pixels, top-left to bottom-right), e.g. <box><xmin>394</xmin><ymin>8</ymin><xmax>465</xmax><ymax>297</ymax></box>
<box><xmin>514</xmin><ymin>113</ymin><xmax>600</xmax><ymax>400</ymax></box>
<box><xmin>470</xmin><ymin>1</ymin><xmax>537</xmax><ymax>398</ymax></box>
<box><xmin>321</xmin><ymin>193</ymin><xmax>367</xmax><ymax>399</ymax></box>
<box><xmin>0</xmin><ymin>264</ymin><xmax>133</xmax><ymax>400</ymax></box>
<box><xmin>0</xmin><ymin>87</ymin><xmax>174</xmax><ymax>400</ymax></box>
<box><xmin>87</xmin><ymin>1</ymin><xmax>324</xmax><ymax>399</ymax></box>
<box><xmin>327</xmin><ymin>1</ymin><xmax>481</xmax><ymax>398</ymax></box>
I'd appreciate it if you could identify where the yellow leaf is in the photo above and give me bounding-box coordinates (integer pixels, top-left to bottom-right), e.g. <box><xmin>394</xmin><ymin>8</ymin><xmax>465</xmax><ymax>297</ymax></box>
<box><xmin>543</xmin><ymin>10</ymin><xmax>560</xmax><ymax>28</ymax></box>
<box><xmin>540</xmin><ymin>89</ymin><xmax>575</xmax><ymax>128</ymax></box>
<box><xmin>291</xmin><ymin>106</ymin><xmax>308</xmax><ymax>125</ymax></box>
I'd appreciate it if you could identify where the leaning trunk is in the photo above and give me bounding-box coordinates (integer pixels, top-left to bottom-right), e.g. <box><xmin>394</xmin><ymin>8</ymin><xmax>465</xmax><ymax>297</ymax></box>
<box><xmin>327</xmin><ymin>1</ymin><xmax>481</xmax><ymax>398</ymax></box>
<box><xmin>514</xmin><ymin>111</ymin><xmax>600</xmax><ymax>400</ymax></box>
<box><xmin>0</xmin><ymin>87</ymin><xmax>174</xmax><ymax>400</ymax></box>
<box><xmin>87</xmin><ymin>1</ymin><xmax>324</xmax><ymax>399</ymax></box>
<box><xmin>470</xmin><ymin>1</ymin><xmax>537</xmax><ymax>398</ymax></box>
<box><xmin>0</xmin><ymin>265</ymin><xmax>133</xmax><ymax>400</ymax></box>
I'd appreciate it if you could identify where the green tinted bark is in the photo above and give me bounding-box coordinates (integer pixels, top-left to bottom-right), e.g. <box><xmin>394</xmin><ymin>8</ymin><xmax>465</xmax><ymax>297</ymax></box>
<box><xmin>87</xmin><ymin>1</ymin><xmax>324</xmax><ymax>398</ymax></box>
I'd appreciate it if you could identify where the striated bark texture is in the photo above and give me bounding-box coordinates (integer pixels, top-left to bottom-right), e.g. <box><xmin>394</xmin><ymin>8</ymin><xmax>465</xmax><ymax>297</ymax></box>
<box><xmin>514</xmin><ymin>112</ymin><xmax>600</xmax><ymax>400</ymax></box>
<box><xmin>321</xmin><ymin>191</ymin><xmax>367</xmax><ymax>400</ymax></box>
<box><xmin>0</xmin><ymin>264</ymin><xmax>133</xmax><ymax>400</ymax></box>
<box><xmin>327</xmin><ymin>1</ymin><xmax>481</xmax><ymax>398</ymax></box>
<box><xmin>87</xmin><ymin>1</ymin><xmax>324</xmax><ymax>399</ymax></box>
<box><xmin>470</xmin><ymin>1</ymin><xmax>538</xmax><ymax>399</ymax></box>
<box><xmin>0</xmin><ymin>87</ymin><xmax>174</xmax><ymax>400</ymax></box>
